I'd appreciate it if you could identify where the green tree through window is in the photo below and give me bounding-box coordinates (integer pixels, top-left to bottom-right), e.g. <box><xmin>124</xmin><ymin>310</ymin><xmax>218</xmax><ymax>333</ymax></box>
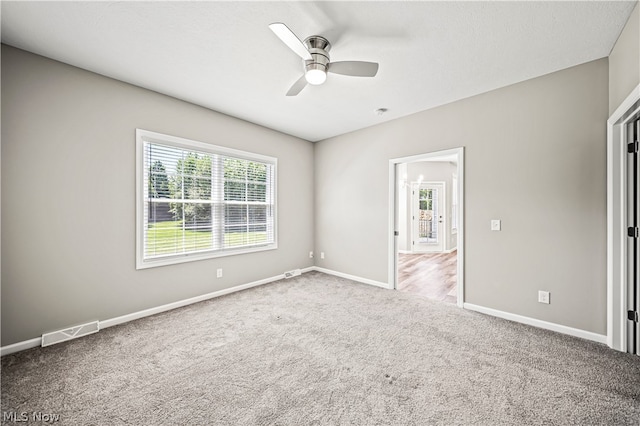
<box><xmin>169</xmin><ymin>153</ymin><xmax>212</xmax><ymax>229</ymax></box>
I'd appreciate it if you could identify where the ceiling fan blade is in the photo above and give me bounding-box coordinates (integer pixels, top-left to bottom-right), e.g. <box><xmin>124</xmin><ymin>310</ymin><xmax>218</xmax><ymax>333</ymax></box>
<box><xmin>328</xmin><ymin>61</ymin><xmax>379</xmax><ymax>77</ymax></box>
<box><xmin>286</xmin><ymin>75</ymin><xmax>308</xmax><ymax>96</ymax></box>
<box><xmin>269</xmin><ymin>22</ymin><xmax>312</xmax><ymax>61</ymax></box>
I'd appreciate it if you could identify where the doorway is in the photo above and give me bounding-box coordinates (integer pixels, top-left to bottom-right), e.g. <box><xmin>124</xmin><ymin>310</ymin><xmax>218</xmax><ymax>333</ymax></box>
<box><xmin>388</xmin><ymin>148</ymin><xmax>464</xmax><ymax>307</ymax></box>
<box><xmin>606</xmin><ymin>84</ymin><xmax>640</xmax><ymax>353</ymax></box>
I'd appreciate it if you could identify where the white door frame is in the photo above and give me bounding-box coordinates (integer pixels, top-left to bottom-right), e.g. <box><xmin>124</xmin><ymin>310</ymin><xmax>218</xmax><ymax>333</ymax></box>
<box><xmin>412</xmin><ymin>181</ymin><xmax>446</xmax><ymax>253</ymax></box>
<box><xmin>388</xmin><ymin>147</ymin><xmax>465</xmax><ymax>307</ymax></box>
<box><xmin>607</xmin><ymin>83</ymin><xmax>640</xmax><ymax>352</ymax></box>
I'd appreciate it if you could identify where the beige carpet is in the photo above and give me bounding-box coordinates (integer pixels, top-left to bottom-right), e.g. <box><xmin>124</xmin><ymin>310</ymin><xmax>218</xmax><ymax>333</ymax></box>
<box><xmin>2</xmin><ymin>271</ymin><xmax>640</xmax><ymax>425</ymax></box>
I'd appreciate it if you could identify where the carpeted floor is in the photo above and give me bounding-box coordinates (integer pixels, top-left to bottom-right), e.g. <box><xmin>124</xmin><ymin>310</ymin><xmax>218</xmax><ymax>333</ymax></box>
<box><xmin>2</xmin><ymin>271</ymin><xmax>640</xmax><ymax>425</ymax></box>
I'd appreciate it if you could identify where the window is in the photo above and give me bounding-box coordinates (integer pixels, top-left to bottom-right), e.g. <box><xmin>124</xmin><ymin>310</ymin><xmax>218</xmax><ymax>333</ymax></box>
<box><xmin>136</xmin><ymin>129</ymin><xmax>277</xmax><ymax>269</ymax></box>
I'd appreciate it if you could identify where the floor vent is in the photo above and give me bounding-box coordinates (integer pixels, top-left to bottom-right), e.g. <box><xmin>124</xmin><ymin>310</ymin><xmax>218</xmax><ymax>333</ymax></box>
<box><xmin>284</xmin><ymin>269</ymin><xmax>301</xmax><ymax>279</ymax></box>
<box><xmin>41</xmin><ymin>321</ymin><xmax>100</xmax><ymax>347</ymax></box>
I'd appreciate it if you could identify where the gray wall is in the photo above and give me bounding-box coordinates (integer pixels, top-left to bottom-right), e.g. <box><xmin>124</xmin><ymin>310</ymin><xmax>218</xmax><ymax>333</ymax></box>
<box><xmin>1</xmin><ymin>45</ymin><xmax>315</xmax><ymax>346</ymax></box>
<box><xmin>609</xmin><ymin>2</ymin><xmax>639</xmax><ymax>115</ymax></box>
<box><xmin>314</xmin><ymin>58</ymin><xmax>608</xmax><ymax>334</ymax></box>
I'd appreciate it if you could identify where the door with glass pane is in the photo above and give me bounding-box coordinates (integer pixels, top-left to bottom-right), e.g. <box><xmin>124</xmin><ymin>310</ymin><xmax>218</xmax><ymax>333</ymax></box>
<box><xmin>412</xmin><ymin>182</ymin><xmax>445</xmax><ymax>252</ymax></box>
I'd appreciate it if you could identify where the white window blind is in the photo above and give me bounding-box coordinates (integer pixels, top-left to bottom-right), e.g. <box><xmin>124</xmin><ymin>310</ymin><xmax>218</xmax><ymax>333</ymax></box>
<box><xmin>136</xmin><ymin>130</ymin><xmax>277</xmax><ymax>269</ymax></box>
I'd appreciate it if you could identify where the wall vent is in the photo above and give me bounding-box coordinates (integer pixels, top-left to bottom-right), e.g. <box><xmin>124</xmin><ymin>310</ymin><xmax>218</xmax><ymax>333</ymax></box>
<box><xmin>284</xmin><ymin>269</ymin><xmax>301</xmax><ymax>279</ymax></box>
<box><xmin>41</xmin><ymin>321</ymin><xmax>100</xmax><ymax>347</ymax></box>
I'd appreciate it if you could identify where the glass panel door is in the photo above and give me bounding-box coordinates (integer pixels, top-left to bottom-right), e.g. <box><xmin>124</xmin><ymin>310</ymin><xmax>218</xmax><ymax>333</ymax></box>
<box><xmin>418</xmin><ymin>188</ymin><xmax>438</xmax><ymax>244</ymax></box>
<box><xmin>413</xmin><ymin>183</ymin><xmax>444</xmax><ymax>252</ymax></box>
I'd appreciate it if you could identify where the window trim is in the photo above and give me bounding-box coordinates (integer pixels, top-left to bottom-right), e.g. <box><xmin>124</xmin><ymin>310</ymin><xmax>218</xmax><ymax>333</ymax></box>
<box><xmin>135</xmin><ymin>129</ymin><xmax>278</xmax><ymax>269</ymax></box>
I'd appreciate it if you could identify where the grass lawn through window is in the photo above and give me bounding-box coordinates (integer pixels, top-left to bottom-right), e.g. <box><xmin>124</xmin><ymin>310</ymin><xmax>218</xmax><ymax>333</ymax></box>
<box><xmin>146</xmin><ymin>221</ymin><xmax>268</xmax><ymax>256</ymax></box>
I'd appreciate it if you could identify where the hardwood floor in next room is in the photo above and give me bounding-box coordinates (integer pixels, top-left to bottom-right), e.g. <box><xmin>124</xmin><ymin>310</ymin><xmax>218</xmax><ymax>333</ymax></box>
<box><xmin>397</xmin><ymin>251</ymin><xmax>457</xmax><ymax>303</ymax></box>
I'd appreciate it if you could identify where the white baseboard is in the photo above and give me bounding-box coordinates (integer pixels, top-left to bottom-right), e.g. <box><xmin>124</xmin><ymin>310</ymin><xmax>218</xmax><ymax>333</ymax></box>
<box><xmin>398</xmin><ymin>250</ymin><xmax>411</xmax><ymax>254</ymax></box>
<box><xmin>311</xmin><ymin>266</ymin><xmax>392</xmax><ymax>289</ymax></box>
<box><xmin>100</xmin><ymin>273</ymin><xmax>287</xmax><ymax>330</ymax></box>
<box><xmin>0</xmin><ymin>337</ymin><xmax>42</xmax><ymax>356</ymax></box>
<box><xmin>1</xmin><ymin>270</ymin><xmax>309</xmax><ymax>357</ymax></box>
<box><xmin>5</xmin><ymin>270</ymin><xmax>606</xmax><ymax>356</ymax></box>
<box><xmin>463</xmin><ymin>303</ymin><xmax>607</xmax><ymax>345</ymax></box>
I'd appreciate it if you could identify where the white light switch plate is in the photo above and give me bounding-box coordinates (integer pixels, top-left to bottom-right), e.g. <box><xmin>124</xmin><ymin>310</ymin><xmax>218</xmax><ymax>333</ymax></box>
<box><xmin>491</xmin><ymin>219</ymin><xmax>501</xmax><ymax>231</ymax></box>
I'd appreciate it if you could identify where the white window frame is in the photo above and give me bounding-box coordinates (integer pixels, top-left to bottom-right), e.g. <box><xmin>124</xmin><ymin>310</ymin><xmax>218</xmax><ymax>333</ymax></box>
<box><xmin>136</xmin><ymin>129</ymin><xmax>277</xmax><ymax>269</ymax></box>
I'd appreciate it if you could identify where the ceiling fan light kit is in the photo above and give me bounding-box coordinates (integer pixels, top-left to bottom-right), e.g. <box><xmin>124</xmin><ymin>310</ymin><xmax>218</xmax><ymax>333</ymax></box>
<box><xmin>269</xmin><ymin>22</ymin><xmax>379</xmax><ymax>96</ymax></box>
<box><xmin>305</xmin><ymin>68</ymin><xmax>326</xmax><ymax>85</ymax></box>
<box><xmin>303</xmin><ymin>35</ymin><xmax>330</xmax><ymax>85</ymax></box>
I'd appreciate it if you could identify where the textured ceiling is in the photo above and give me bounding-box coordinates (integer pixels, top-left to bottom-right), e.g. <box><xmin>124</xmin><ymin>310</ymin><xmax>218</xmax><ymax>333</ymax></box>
<box><xmin>1</xmin><ymin>1</ymin><xmax>636</xmax><ymax>142</ymax></box>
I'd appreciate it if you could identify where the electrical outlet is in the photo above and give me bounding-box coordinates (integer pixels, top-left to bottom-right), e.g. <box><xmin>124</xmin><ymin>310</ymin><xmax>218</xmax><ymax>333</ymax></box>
<box><xmin>321</xmin><ymin>252</ymin><xmax>325</xmax><ymax>259</ymax></box>
<box><xmin>538</xmin><ymin>290</ymin><xmax>550</xmax><ymax>304</ymax></box>
<box><xmin>309</xmin><ymin>251</ymin><xmax>314</xmax><ymax>259</ymax></box>
<box><xmin>216</xmin><ymin>268</ymin><xmax>223</xmax><ymax>278</ymax></box>
<box><xmin>491</xmin><ymin>219</ymin><xmax>501</xmax><ymax>231</ymax></box>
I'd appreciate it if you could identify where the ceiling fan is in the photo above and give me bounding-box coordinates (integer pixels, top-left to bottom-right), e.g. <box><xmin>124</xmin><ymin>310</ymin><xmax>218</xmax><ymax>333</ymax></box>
<box><xmin>269</xmin><ymin>22</ymin><xmax>379</xmax><ymax>96</ymax></box>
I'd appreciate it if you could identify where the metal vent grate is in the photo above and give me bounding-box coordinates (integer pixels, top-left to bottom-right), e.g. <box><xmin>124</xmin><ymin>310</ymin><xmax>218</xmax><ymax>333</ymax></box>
<box><xmin>284</xmin><ymin>269</ymin><xmax>301</xmax><ymax>279</ymax></box>
<box><xmin>41</xmin><ymin>321</ymin><xmax>99</xmax><ymax>347</ymax></box>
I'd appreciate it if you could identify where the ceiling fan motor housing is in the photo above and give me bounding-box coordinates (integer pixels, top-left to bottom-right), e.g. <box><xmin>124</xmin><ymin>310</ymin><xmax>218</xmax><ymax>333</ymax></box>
<box><xmin>268</xmin><ymin>22</ymin><xmax>379</xmax><ymax>95</ymax></box>
<box><xmin>303</xmin><ymin>35</ymin><xmax>331</xmax><ymax>74</ymax></box>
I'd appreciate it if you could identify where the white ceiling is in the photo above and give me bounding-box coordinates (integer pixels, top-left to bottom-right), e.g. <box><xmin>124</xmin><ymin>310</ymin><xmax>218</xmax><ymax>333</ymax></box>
<box><xmin>1</xmin><ymin>1</ymin><xmax>636</xmax><ymax>142</ymax></box>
